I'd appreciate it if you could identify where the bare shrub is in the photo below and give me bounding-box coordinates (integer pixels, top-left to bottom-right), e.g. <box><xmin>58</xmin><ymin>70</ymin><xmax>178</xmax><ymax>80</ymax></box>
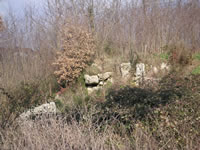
<box><xmin>0</xmin><ymin>16</ymin><xmax>4</xmax><ymax>31</ymax></box>
<box><xmin>167</xmin><ymin>43</ymin><xmax>193</xmax><ymax>66</ymax></box>
<box><xmin>53</xmin><ymin>25</ymin><xmax>95</xmax><ymax>86</ymax></box>
<box><xmin>0</xmin><ymin>109</ymin><xmax>158</xmax><ymax>150</ymax></box>
<box><xmin>0</xmin><ymin>81</ymin><xmax>50</xmax><ymax>129</ymax></box>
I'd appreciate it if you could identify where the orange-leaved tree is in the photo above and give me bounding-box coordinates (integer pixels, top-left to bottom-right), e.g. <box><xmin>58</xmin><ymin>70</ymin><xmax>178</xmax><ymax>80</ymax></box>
<box><xmin>53</xmin><ymin>25</ymin><xmax>95</xmax><ymax>86</ymax></box>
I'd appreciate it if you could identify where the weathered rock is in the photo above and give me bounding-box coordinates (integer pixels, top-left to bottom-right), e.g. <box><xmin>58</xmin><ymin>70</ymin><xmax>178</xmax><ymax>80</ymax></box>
<box><xmin>84</xmin><ymin>74</ymin><xmax>99</xmax><ymax>85</ymax></box>
<box><xmin>120</xmin><ymin>63</ymin><xmax>131</xmax><ymax>78</ymax></box>
<box><xmin>135</xmin><ymin>63</ymin><xmax>146</xmax><ymax>86</ymax></box>
<box><xmin>107</xmin><ymin>78</ymin><xmax>114</xmax><ymax>84</ymax></box>
<box><xmin>99</xmin><ymin>81</ymin><xmax>104</xmax><ymax>86</ymax></box>
<box><xmin>87</xmin><ymin>86</ymin><xmax>102</xmax><ymax>94</ymax></box>
<box><xmin>153</xmin><ymin>66</ymin><xmax>158</xmax><ymax>74</ymax></box>
<box><xmin>161</xmin><ymin>62</ymin><xmax>169</xmax><ymax>70</ymax></box>
<box><xmin>136</xmin><ymin>63</ymin><xmax>145</xmax><ymax>77</ymax></box>
<box><xmin>98</xmin><ymin>72</ymin><xmax>113</xmax><ymax>81</ymax></box>
<box><xmin>20</xmin><ymin>102</ymin><xmax>56</xmax><ymax>120</ymax></box>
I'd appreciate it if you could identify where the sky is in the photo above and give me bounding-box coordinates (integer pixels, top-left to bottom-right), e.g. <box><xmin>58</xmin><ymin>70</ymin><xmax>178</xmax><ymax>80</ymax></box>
<box><xmin>0</xmin><ymin>0</ymin><xmax>44</xmax><ymax>18</ymax></box>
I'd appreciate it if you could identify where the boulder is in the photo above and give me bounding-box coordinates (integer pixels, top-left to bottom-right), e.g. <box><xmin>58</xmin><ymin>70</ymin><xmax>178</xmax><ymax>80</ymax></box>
<box><xmin>20</xmin><ymin>102</ymin><xmax>57</xmax><ymax>120</ymax></box>
<box><xmin>87</xmin><ymin>86</ymin><xmax>102</xmax><ymax>94</ymax></box>
<box><xmin>84</xmin><ymin>74</ymin><xmax>99</xmax><ymax>85</ymax></box>
<box><xmin>120</xmin><ymin>63</ymin><xmax>131</xmax><ymax>78</ymax></box>
<box><xmin>98</xmin><ymin>72</ymin><xmax>113</xmax><ymax>81</ymax></box>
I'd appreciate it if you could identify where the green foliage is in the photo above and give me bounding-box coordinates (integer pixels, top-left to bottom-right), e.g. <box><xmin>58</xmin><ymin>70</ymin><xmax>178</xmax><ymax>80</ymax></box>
<box><xmin>77</xmin><ymin>73</ymin><xmax>86</xmax><ymax>87</ymax></box>
<box><xmin>73</xmin><ymin>95</ymin><xmax>84</xmax><ymax>106</ymax></box>
<box><xmin>192</xmin><ymin>66</ymin><xmax>200</xmax><ymax>75</ymax></box>
<box><xmin>95</xmin><ymin>89</ymin><xmax>101</xmax><ymax>97</ymax></box>
<box><xmin>193</xmin><ymin>53</ymin><xmax>200</xmax><ymax>61</ymax></box>
<box><xmin>159</xmin><ymin>53</ymin><xmax>170</xmax><ymax>60</ymax></box>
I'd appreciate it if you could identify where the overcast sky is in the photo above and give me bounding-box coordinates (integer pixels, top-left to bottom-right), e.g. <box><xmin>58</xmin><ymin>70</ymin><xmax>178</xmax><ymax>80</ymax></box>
<box><xmin>0</xmin><ymin>0</ymin><xmax>44</xmax><ymax>17</ymax></box>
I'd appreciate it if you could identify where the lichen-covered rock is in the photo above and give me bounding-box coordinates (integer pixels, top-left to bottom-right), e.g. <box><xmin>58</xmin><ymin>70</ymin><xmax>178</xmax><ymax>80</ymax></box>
<box><xmin>120</xmin><ymin>63</ymin><xmax>131</xmax><ymax>78</ymax></box>
<box><xmin>84</xmin><ymin>74</ymin><xmax>99</xmax><ymax>85</ymax></box>
<box><xmin>20</xmin><ymin>102</ymin><xmax>56</xmax><ymax>120</ymax></box>
<box><xmin>98</xmin><ymin>72</ymin><xmax>113</xmax><ymax>81</ymax></box>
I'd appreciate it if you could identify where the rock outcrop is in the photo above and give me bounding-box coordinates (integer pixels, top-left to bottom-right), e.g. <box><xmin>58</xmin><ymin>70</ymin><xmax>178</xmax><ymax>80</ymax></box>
<box><xmin>20</xmin><ymin>102</ymin><xmax>57</xmax><ymax>120</ymax></box>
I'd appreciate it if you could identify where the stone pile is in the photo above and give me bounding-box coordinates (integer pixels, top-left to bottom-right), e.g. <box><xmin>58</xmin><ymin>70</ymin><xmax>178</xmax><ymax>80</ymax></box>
<box><xmin>84</xmin><ymin>72</ymin><xmax>113</xmax><ymax>94</ymax></box>
<box><xmin>85</xmin><ymin>62</ymin><xmax>171</xmax><ymax>93</ymax></box>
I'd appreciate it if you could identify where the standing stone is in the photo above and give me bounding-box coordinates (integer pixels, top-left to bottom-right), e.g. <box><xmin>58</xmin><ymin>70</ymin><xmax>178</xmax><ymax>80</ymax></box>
<box><xmin>120</xmin><ymin>63</ymin><xmax>131</xmax><ymax>79</ymax></box>
<box><xmin>135</xmin><ymin>63</ymin><xmax>145</xmax><ymax>86</ymax></box>
<box><xmin>136</xmin><ymin>63</ymin><xmax>145</xmax><ymax>77</ymax></box>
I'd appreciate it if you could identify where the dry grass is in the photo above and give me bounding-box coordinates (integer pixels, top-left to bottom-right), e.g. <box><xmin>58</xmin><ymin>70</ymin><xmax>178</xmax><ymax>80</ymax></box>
<box><xmin>0</xmin><ymin>109</ymin><xmax>157</xmax><ymax>150</ymax></box>
<box><xmin>0</xmin><ymin>1</ymin><xmax>200</xmax><ymax>150</ymax></box>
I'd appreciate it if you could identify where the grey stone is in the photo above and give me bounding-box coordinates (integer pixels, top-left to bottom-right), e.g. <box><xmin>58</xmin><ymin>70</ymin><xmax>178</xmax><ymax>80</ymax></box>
<box><xmin>84</xmin><ymin>74</ymin><xmax>99</xmax><ymax>85</ymax></box>
<box><xmin>98</xmin><ymin>72</ymin><xmax>113</xmax><ymax>81</ymax></box>
<box><xmin>20</xmin><ymin>102</ymin><xmax>56</xmax><ymax>120</ymax></box>
<box><xmin>120</xmin><ymin>63</ymin><xmax>131</xmax><ymax>78</ymax></box>
<box><xmin>87</xmin><ymin>86</ymin><xmax>102</xmax><ymax>94</ymax></box>
<box><xmin>99</xmin><ymin>81</ymin><xmax>104</xmax><ymax>86</ymax></box>
<box><xmin>161</xmin><ymin>62</ymin><xmax>169</xmax><ymax>70</ymax></box>
<box><xmin>135</xmin><ymin>63</ymin><xmax>146</xmax><ymax>86</ymax></box>
<box><xmin>136</xmin><ymin>63</ymin><xmax>145</xmax><ymax>77</ymax></box>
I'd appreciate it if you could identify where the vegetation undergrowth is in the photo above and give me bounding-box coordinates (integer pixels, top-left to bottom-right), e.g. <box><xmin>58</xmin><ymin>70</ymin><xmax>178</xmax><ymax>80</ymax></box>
<box><xmin>1</xmin><ymin>70</ymin><xmax>200</xmax><ymax>149</ymax></box>
<box><xmin>1</xmin><ymin>0</ymin><xmax>200</xmax><ymax>149</ymax></box>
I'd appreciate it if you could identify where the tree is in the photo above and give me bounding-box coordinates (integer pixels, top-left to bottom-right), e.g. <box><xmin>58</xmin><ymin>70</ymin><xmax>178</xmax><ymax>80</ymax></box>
<box><xmin>53</xmin><ymin>24</ymin><xmax>95</xmax><ymax>86</ymax></box>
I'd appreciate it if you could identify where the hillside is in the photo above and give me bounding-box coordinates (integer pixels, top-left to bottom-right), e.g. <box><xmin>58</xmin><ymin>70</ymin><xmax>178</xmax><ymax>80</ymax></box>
<box><xmin>1</xmin><ymin>0</ymin><xmax>200</xmax><ymax>149</ymax></box>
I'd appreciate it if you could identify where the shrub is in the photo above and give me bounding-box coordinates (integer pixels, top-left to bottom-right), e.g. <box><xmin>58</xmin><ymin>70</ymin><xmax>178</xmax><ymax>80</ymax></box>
<box><xmin>159</xmin><ymin>53</ymin><xmax>170</xmax><ymax>61</ymax></box>
<box><xmin>53</xmin><ymin>25</ymin><xmax>95</xmax><ymax>86</ymax></box>
<box><xmin>192</xmin><ymin>66</ymin><xmax>200</xmax><ymax>75</ymax></box>
<box><xmin>168</xmin><ymin>43</ymin><xmax>192</xmax><ymax>66</ymax></box>
<box><xmin>0</xmin><ymin>16</ymin><xmax>4</xmax><ymax>31</ymax></box>
<box><xmin>0</xmin><ymin>80</ymin><xmax>51</xmax><ymax>129</ymax></box>
<box><xmin>193</xmin><ymin>53</ymin><xmax>200</xmax><ymax>61</ymax></box>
